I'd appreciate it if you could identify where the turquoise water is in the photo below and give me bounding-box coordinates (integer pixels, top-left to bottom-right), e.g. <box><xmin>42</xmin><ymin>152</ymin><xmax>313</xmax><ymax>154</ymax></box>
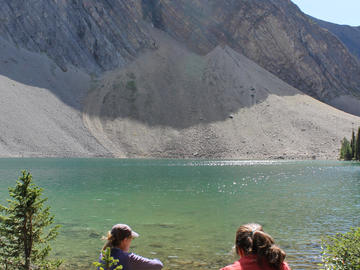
<box><xmin>0</xmin><ymin>159</ymin><xmax>359</xmax><ymax>269</ymax></box>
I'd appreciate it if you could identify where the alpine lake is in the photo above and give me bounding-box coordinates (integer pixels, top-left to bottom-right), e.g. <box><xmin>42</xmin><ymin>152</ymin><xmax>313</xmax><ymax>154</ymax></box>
<box><xmin>0</xmin><ymin>159</ymin><xmax>359</xmax><ymax>269</ymax></box>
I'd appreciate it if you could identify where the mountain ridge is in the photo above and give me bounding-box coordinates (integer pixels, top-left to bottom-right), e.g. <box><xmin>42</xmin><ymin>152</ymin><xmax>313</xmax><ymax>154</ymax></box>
<box><xmin>310</xmin><ymin>16</ymin><xmax>360</xmax><ymax>61</ymax></box>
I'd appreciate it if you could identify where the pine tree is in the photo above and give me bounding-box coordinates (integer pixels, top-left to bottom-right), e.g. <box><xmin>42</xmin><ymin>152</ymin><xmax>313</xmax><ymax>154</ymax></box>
<box><xmin>340</xmin><ymin>138</ymin><xmax>352</xmax><ymax>161</ymax></box>
<box><xmin>356</xmin><ymin>127</ymin><xmax>360</xmax><ymax>161</ymax></box>
<box><xmin>0</xmin><ymin>171</ymin><xmax>62</xmax><ymax>270</ymax></box>
<box><xmin>351</xmin><ymin>130</ymin><xmax>356</xmax><ymax>159</ymax></box>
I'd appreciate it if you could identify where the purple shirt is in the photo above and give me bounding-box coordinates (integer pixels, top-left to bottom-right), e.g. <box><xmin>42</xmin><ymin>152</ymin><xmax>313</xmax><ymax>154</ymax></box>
<box><xmin>99</xmin><ymin>248</ymin><xmax>163</xmax><ymax>270</ymax></box>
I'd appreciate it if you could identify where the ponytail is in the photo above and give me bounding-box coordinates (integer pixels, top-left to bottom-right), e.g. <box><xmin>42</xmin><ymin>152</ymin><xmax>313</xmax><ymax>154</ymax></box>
<box><xmin>266</xmin><ymin>244</ymin><xmax>286</xmax><ymax>269</ymax></box>
<box><xmin>235</xmin><ymin>223</ymin><xmax>286</xmax><ymax>270</ymax></box>
<box><xmin>252</xmin><ymin>230</ymin><xmax>286</xmax><ymax>269</ymax></box>
<box><xmin>102</xmin><ymin>225</ymin><xmax>132</xmax><ymax>251</ymax></box>
<box><xmin>102</xmin><ymin>231</ymin><xmax>114</xmax><ymax>251</ymax></box>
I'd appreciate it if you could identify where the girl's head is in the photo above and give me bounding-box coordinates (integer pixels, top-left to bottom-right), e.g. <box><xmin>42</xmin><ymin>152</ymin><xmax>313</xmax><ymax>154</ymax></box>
<box><xmin>235</xmin><ymin>223</ymin><xmax>286</xmax><ymax>269</ymax></box>
<box><xmin>102</xmin><ymin>224</ymin><xmax>139</xmax><ymax>251</ymax></box>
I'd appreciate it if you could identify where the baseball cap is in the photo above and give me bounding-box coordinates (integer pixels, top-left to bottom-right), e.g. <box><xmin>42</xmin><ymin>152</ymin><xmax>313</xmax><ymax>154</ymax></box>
<box><xmin>111</xmin><ymin>224</ymin><xmax>139</xmax><ymax>238</ymax></box>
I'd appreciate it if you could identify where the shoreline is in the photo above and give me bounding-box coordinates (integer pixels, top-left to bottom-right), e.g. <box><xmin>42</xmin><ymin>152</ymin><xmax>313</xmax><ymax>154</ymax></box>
<box><xmin>0</xmin><ymin>155</ymin><xmax>348</xmax><ymax>161</ymax></box>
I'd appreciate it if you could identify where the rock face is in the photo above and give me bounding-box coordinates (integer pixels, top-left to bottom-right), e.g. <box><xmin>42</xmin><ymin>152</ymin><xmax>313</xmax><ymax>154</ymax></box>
<box><xmin>155</xmin><ymin>0</ymin><xmax>360</xmax><ymax>102</ymax></box>
<box><xmin>312</xmin><ymin>17</ymin><xmax>360</xmax><ymax>61</ymax></box>
<box><xmin>0</xmin><ymin>0</ymin><xmax>155</xmax><ymax>73</ymax></box>
<box><xmin>1</xmin><ymin>0</ymin><xmax>360</xmax><ymax>103</ymax></box>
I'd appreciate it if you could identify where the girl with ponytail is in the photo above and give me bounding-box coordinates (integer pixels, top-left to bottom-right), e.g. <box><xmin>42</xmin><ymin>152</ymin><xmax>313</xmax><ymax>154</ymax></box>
<box><xmin>98</xmin><ymin>224</ymin><xmax>163</xmax><ymax>270</ymax></box>
<box><xmin>220</xmin><ymin>223</ymin><xmax>291</xmax><ymax>270</ymax></box>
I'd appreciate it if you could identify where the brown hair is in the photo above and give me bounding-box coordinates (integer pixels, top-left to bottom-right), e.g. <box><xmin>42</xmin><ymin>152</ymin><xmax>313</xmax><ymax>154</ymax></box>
<box><xmin>235</xmin><ymin>223</ymin><xmax>286</xmax><ymax>270</ymax></box>
<box><xmin>102</xmin><ymin>226</ymin><xmax>132</xmax><ymax>250</ymax></box>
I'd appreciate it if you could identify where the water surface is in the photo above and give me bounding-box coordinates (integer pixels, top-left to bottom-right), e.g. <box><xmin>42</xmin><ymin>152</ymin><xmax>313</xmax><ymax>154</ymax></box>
<box><xmin>0</xmin><ymin>159</ymin><xmax>359</xmax><ymax>269</ymax></box>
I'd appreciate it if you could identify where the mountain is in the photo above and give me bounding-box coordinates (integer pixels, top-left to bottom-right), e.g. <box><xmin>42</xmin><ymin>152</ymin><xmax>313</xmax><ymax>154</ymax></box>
<box><xmin>306</xmin><ymin>17</ymin><xmax>360</xmax><ymax>116</ymax></box>
<box><xmin>1</xmin><ymin>0</ymin><xmax>360</xmax><ymax>106</ymax></box>
<box><xmin>0</xmin><ymin>0</ymin><xmax>360</xmax><ymax>158</ymax></box>
<box><xmin>311</xmin><ymin>17</ymin><xmax>360</xmax><ymax>61</ymax></box>
<box><xmin>83</xmin><ymin>28</ymin><xmax>360</xmax><ymax>159</ymax></box>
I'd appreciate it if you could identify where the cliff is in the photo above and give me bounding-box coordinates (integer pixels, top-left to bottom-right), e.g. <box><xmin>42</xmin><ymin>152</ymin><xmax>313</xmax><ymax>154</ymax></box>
<box><xmin>0</xmin><ymin>0</ymin><xmax>155</xmax><ymax>73</ymax></box>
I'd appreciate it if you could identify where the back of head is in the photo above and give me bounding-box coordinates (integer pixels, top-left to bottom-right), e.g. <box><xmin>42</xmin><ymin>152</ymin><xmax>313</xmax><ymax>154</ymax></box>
<box><xmin>235</xmin><ymin>223</ymin><xmax>286</xmax><ymax>270</ymax></box>
<box><xmin>102</xmin><ymin>224</ymin><xmax>138</xmax><ymax>250</ymax></box>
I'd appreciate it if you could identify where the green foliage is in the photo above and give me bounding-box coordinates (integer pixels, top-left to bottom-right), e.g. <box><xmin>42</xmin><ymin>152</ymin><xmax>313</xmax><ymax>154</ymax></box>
<box><xmin>340</xmin><ymin>138</ymin><xmax>352</xmax><ymax>160</ymax></box>
<box><xmin>355</xmin><ymin>127</ymin><xmax>360</xmax><ymax>160</ymax></box>
<box><xmin>93</xmin><ymin>247</ymin><xmax>123</xmax><ymax>270</ymax></box>
<box><xmin>350</xmin><ymin>130</ymin><xmax>355</xmax><ymax>158</ymax></box>
<box><xmin>321</xmin><ymin>227</ymin><xmax>360</xmax><ymax>270</ymax></box>
<box><xmin>340</xmin><ymin>127</ymin><xmax>360</xmax><ymax>161</ymax></box>
<box><xmin>126</xmin><ymin>80</ymin><xmax>137</xmax><ymax>91</ymax></box>
<box><xmin>0</xmin><ymin>171</ymin><xmax>62</xmax><ymax>270</ymax></box>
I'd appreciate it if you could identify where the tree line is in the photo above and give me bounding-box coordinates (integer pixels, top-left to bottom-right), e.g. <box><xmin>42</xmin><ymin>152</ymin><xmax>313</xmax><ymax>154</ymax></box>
<box><xmin>340</xmin><ymin>127</ymin><xmax>360</xmax><ymax>161</ymax></box>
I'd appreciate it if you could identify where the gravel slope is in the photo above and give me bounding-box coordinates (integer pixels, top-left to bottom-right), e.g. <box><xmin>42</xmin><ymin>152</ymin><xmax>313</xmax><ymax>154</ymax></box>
<box><xmin>0</xmin><ymin>37</ymin><xmax>111</xmax><ymax>157</ymax></box>
<box><xmin>83</xmin><ymin>30</ymin><xmax>360</xmax><ymax>159</ymax></box>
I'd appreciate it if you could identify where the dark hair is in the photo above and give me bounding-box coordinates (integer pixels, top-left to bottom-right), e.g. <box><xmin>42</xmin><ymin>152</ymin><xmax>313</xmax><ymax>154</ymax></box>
<box><xmin>235</xmin><ymin>223</ymin><xmax>286</xmax><ymax>270</ymax></box>
<box><xmin>102</xmin><ymin>226</ymin><xmax>131</xmax><ymax>250</ymax></box>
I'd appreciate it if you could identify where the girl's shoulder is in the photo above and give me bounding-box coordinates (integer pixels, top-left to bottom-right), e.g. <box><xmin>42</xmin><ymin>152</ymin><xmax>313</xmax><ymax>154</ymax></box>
<box><xmin>220</xmin><ymin>260</ymin><xmax>241</xmax><ymax>270</ymax></box>
<box><xmin>281</xmin><ymin>262</ymin><xmax>291</xmax><ymax>270</ymax></box>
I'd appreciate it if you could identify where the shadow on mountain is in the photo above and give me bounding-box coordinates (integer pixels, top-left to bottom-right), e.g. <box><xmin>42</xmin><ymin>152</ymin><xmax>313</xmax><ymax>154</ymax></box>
<box><xmin>0</xmin><ymin>37</ymin><xmax>90</xmax><ymax>111</ymax></box>
<box><xmin>0</xmin><ymin>29</ymin><xmax>300</xmax><ymax>132</ymax></box>
<box><xmin>86</xmin><ymin>30</ymin><xmax>304</xmax><ymax>130</ymax></box>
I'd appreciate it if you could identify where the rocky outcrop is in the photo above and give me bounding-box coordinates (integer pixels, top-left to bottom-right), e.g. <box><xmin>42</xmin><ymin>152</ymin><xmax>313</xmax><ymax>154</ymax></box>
<box><xmin>0</xmin><ymin>0</ymin><xmax>155</xmax><ymax>73</ymax></box>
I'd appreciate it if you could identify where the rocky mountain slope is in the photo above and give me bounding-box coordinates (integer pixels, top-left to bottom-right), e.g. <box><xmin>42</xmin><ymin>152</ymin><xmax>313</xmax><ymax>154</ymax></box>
<box><xmin>307</xmin><ymin>17</ymin><xmax>360</xmax><ymax>116</ymax></box>
<box><xmin>312</xmin><ymin>17</ymin><xmax>360</xmax><ymax>61</ymax></box>
<box><xmin>83</xmin><ymin>29</ymin><xmax>360</xmax><ymax>159</ymax></box>
<box><xmin>157</xmin><ymin>0</ymin><xmax>360</xmax><ymax>102</ymax></box>
<box><xmin>0</xmin><ymin>37</ymin><xmax>110</xmax><ymax>157</ymax></box>
<box><xmin>1</xmin><ymin>0</ymin><xmax>360</xmax><ymax>158</ymax></box>
<box><xmin>1</xmin><ymin>0</ymin><xmax>360</xmax><ymax>104</ymax></box>
<box><xmin>0</xmin><ymin>0</ymin><xmax>158</xmax><ymax>73</ymax></box>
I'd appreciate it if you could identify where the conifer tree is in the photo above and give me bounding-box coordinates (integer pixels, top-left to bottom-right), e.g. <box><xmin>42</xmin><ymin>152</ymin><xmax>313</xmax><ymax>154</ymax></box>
<box><xmin>0</xmin><ymin>171</ymin><xmax>62</xmax><ymax>270</ymax></box>
<box><xmin>351</xmin><ymin>130</ymin><xmax>356</xmax><ymax>159</ymax></box>
<box><xmin>356</xmin><ymin>127</ymin><xmax>360</xmax><ymax>161</ymax></box>
<box><xmin>340</xmin><ymin>138</ymin><xmax>352</xmax><ymax>161</ymax></box>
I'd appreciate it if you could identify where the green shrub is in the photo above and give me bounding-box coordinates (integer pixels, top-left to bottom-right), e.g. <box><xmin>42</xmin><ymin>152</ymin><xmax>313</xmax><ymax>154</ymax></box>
<box><xmin>321</xmin><ymin>227</ymin><xmax>360</xmax><ymax>269</ymax></box>
<box><xmin>340</xmin><ymin>138</ymin><xmax>352</xmax><ymax>161</ymax></box>
<box><xmin>126</xmin><ymin>80</ymin><xmax>137</xmax><ymax>91</ymax></box>
<box><xmin>93</xmin><ymin>247</ymin><xmax>123</xmax><ymax>270</ymax></box>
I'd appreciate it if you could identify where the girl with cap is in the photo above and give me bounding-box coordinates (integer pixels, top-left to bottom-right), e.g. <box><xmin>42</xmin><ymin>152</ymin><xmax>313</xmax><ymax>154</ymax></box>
<box><xmin>220</xmin><ymin>223</ymin><xmax>291</xmax><ymax>270</ymax></box>
<box><xmin>99</xmin><ymin>224</ymin><xmax>163</xmax><ymax>270</ymax></box>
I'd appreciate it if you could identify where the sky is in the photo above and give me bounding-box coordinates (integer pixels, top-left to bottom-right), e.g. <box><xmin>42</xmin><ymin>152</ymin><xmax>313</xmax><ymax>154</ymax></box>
<box><xmin>291</xmin><ymin>0</ymin><xmax>360</xmax><ymax>26</ymax></box>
